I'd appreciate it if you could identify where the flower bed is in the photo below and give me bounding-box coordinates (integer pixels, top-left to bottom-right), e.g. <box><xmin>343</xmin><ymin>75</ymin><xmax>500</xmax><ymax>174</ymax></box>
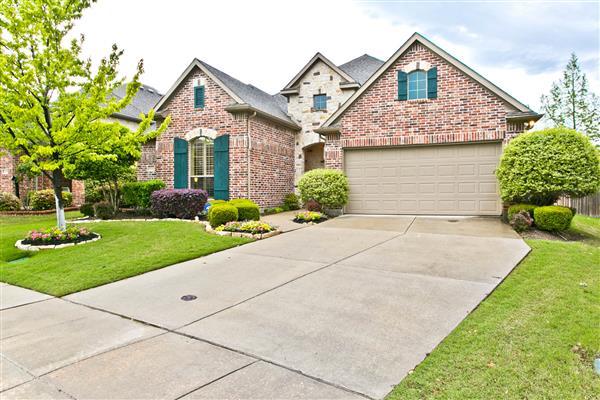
<box><xmin>293</xmin><ymin>211</ymin><xmax>328</xmax><ymax>224</ymax></box>
<box><xmin>201</xmin><ymin>220</ymin><xmax>280</xmax><ymax>239</ymax></box>
<box><xmin>16</xmin><ymin>226</ymin><xmax>100</xmax><ymax>251</ymax></box>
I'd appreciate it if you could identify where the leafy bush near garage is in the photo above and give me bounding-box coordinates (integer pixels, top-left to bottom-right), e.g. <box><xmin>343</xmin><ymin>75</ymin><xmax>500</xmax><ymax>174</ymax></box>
<box><xmin>208</xmin><ymin>204</ymin><xmax>238</xmax><ymax>228</ymax></box>
<box><xmin>508</xmin><ymin>204</ymin><xmax>538</xmax><ymax>221</ymax></box>
<box><xmin>150</xmin><ymin>189</ymin><xmax>208</xmax><ymax>219</ymax></box>
<box><xmin>298</xmin><ymin>169</ymin><xmax>349</xmax><ymax>209</ymax></box>
<box><xmin>509</xmin><ymin>210</ymin><xmax>533</xmax><ymax>232</ymax></box>
<box><xmin>79</xmin><ymin>202</ymin><xmax>95</xmax><ymax>217</ymax></box>
<box><xmin>94</xmin><ymin>201</ymin><xmax>115</xmax><ymax>220</ymax></box>
<box><xmin>533</xmin><ymin>205</ymin><xmax>574</xmax><ymax>232</ymax></box>
<box><xmin>283</xmin><ymin>193</ymin><xmax>300</xmax><ymax>211</ymax></box>
<box><xmin>228</xmin><ymin>198</ymin><xmax>260</xmax><ymax>221</ymax></box>
<box><xmin>0</xmin><ymin>192</ymin><xmax>22</xmax><ymax>211</ymax></box>
<box><xmin>29</xmin><ymin>189</ymin><xmax>73</xmax><ymax>210</ymax></box>
<box><xmin>121</xmin><ymin>179</ymin><xmax>165</xmax><ymax>208</ymax></box>
<box><xmin>497</xmin><ymin>128</ymin><xmax>600</xmax><ymax>205</ymax></box>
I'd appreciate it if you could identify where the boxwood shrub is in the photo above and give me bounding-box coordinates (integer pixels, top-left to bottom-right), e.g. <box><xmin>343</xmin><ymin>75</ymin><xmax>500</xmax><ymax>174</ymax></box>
<box><xmin>150</xmin><ymin>189</ymin><xmax>208</xmax><ymax>219</ymax></box>
<box><xmin>533</xmin><ymin>205</ymin><xmax>574</xmax><ymax>232</ymax></box>
<box><xmin>298</xmin><ymin>169</ymin><xmax>349</xmax><ymax>209</ymax></box>
<box><xmin>0</xmin><ymin>192</ymin><xmax>22</xmax><ymax>211</ymax></box>
<box><xmin>228</xmin><ymin>198</ymin><xmax>260</xmax><ymax>221</ymax></box>
<box><xmin>94</xmin><ymin>201</ymin><xmax>115</xmax><ymax>220</ymax></box>
<box><xmin>507</xmin><ymin>204</ymin><xmax>538</xmax><ymax>221</ymax></box>
<box><xmin>29</xmin><ymin>189</ymin><xmax>73</xmax><ymax>210</ymax></box>
<box><xmin>209</xmin><ymin>204</ymin><xmax>238</xmax><ymax>228</ymax></box>
<box><xmin>122</xmin><ymin>180</ymin><xmax>165</xmax><ymax>208</ymax></box>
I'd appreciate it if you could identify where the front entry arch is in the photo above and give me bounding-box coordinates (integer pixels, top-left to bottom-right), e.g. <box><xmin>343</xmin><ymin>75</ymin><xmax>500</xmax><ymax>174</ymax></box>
<box><xmin>303</xmin><ymin>142</ymin><xmax>324</xmax><ymax>172</ymax></box>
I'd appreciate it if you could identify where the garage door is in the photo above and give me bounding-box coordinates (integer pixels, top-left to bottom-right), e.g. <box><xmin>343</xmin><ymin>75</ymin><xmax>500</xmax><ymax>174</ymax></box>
<box><xmin>344</xmin><ymin>143</ymin><xmax>502</xmax><ymax>215</ymax></box>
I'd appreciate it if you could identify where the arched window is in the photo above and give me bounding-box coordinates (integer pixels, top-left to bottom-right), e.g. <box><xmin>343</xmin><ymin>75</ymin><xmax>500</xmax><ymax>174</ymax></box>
<box><xmin>408</xmin><ymin>70</ymin><xmax>427</xmax><ymax>100</ymax></box>
<box><xmin>189</xmin><ymin>136</ymin><xmax>214</xmax><ymax>195</ymax></box>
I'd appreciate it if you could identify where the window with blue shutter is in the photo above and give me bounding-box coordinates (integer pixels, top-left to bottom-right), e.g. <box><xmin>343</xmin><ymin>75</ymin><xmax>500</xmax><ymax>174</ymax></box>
<box><xmin>408</xmin><ymin>70</ymin><xmax>427</xmax><ymax>100</ymax></box>
<box><xmin>194</xmin><ymin>85</ymin><xmax>205</xmax><ymax>109</ymax></box>
<box><xmin>313</xmin><ymin>94</ymin><xmax>327</xmax><ymax>110</ymax></box>
<box><xmin>427</xmin><ymin>67</ymin><xmax>438</xmax><ymax>99</ymax></box>
<box><xmin>397</xmin><ymin>71</ymin><xmax>407</xmax><ymax>100</ymax></box>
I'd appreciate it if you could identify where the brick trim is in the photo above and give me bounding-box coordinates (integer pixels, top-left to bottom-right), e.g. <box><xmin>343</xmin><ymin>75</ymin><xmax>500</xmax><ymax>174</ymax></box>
<box><xmin>340</xmin><ymin>130</ymin><xmax>506</xmax><ymax>148</ymax></box>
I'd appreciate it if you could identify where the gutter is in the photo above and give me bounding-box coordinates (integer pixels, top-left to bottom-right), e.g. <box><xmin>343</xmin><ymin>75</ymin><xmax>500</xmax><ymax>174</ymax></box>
<box><xmin>246</xmin><ymin>111</ymin><xmax>256</xmax><ymax>197</ymax></box>
<box><xmin>225</xmin><ymin>104</ymin><xmax>300</xmax><ymax>131</ymax></box>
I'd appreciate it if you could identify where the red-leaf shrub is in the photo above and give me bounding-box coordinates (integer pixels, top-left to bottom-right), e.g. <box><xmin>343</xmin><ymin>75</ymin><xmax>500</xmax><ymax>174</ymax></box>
<box><xmin>304</xmin><ymin>199</ymin><xmax>322</xmax><ymax>212</ymax></box>
<box><xmin>150</xmin><ymin>189</ymin><xmax>208</xmax><ymax>219</ymax></box>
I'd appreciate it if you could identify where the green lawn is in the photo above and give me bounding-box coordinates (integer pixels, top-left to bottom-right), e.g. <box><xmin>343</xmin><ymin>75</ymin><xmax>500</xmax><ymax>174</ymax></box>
<box><xmin>0</xmin><ymin>212</ymin><xmax>250</xmax><ymax>296</ymax></box>
<box><xmin>388</xmin><ymin>215</ymin><xmax>600</xmax><ymax>399</ymax></box>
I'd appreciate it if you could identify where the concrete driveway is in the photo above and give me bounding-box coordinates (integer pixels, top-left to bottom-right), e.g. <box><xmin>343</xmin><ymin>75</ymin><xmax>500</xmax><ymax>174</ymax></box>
<box><xmin>1</xmin><ymin>216</ymin><xmax>529</xmax><ymax>399</ymax></box>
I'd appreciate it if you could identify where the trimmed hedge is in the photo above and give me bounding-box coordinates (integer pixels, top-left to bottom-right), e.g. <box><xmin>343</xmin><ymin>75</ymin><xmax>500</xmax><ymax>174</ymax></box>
<box><xmin>229</xmin><ymin>198</ymin><xmax>260</xmax><ymax>221</ymax></box>
<box><xmin>497</xmin><ymin>128</ymin><xmax>600</xmax><ymax>205</ymax></box>
<box><xmin>94</xmin><ymin>201</ymin><xmax>115</xmax><ymax>220</ymax></box>
<box><xmin>29</xmin><ymin>189</ymin><xmax>73</xmax><ymax>210</ymax></box>
<box><xmin>150</xmin><ymin>189</ymin><xmax>208</xmax><ymax>219</ymax></box>
<box><xmin>533</xmin><ymin>206</ymin><xmax>574</xmax><ymax>232</ymax></box>
<box><xmin>0</xmin><ymin>192</ymin><xmax>21</xmax><ymax>211</ymax></box>
<box><xmin>209</xmin><ymin>204</ymin><xmax>238</xmax><ymax>228</ymax></box>
<box><xmin>508</xmin><ymin>204</ymin><xmax>538</xmax><ymax>221</ymax></box>
<box><xmin>80</xmin><ymin>202</ymin><xmax>95</xmax><ymax>217</ymax></box>
<box><xmin>122</xmin><ymin>180</ymin><xmax>165</xmax><ymax>208</ymax></box>
<box><xmin>298</xmin><ymin>169</ymin><xmax>349</xmax><ymax>209</ymax></box>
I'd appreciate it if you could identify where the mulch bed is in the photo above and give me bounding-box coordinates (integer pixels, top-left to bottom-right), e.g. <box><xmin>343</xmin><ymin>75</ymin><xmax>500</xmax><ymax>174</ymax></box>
<box><xmin>0</xmin><ymin>207</ymin><xmax>79</xmax><ymax>216</ymax></box>
<box><xmin>292</xmin><ymin>217</ymin><xmax>329</xmax><ymax>224</ymax></box>
<box><xmin>22</xmin><ymin>232</ymin><xmax>99</xmax><ymax>246</ymax></box>
<box><xmin>520</xmin><ymin>228</ymin><xmax>587</xmax><ymax>242</ymax></box>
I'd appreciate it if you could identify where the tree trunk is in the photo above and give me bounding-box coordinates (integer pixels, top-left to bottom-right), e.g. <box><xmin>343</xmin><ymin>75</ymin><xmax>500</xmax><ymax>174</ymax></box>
<box><xmin>52</xmin><ymin>170</ymin><xmax>66</xmax><ymax>230</ymax></box>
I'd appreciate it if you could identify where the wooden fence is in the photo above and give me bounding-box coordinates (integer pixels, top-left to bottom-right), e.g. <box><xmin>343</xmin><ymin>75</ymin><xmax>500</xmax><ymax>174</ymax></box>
<box><xmin>557</xmin><ymin>193</ymin><xmax>600</xmax><ymax>217</ymax></box>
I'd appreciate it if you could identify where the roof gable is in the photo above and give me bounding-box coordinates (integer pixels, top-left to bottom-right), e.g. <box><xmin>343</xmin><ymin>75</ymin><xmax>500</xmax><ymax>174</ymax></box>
<box><xmin>323</xmin><ymin>33</ymin><xmax>536</xmax><ymax>128</ymax></box>
<box><xmin>281</xmin><ymin>52</ymin><xmax>357</xmax><ymax>91</ymax></box>
<box><xmin>338</xmin><ymin>54</ymin><xmax>384</xmax><ymax>85</ymax></box>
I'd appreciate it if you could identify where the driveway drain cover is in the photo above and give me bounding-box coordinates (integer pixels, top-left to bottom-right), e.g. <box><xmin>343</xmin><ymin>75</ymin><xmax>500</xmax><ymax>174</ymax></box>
<box><xmin>180</xmin><ymin>295</ymin><xmax>197</xmax><ymax>301</ymax></box>
<box><xmin>447</xmin><ymin>219</ymin><xmax>459</xmax><ymax>223</ymax></box>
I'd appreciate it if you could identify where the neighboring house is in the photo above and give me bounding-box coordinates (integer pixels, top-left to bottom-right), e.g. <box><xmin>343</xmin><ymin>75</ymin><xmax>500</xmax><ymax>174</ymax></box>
<box><xmin>0</xmin><ymin>84</ymin><xmax>162</xmax><ymax>205</ymax></box>
<box><xmin>142</xmin><ymin>32</ymin><xmax>541</xmax><ymax>215</ymax></box>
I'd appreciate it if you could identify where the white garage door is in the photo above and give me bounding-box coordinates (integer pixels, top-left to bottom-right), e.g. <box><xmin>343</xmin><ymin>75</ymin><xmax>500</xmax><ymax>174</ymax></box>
<box><xmin>344</xmin><ymin>142</ymin><xmax>502</xmax><ymax>215</ymax></box>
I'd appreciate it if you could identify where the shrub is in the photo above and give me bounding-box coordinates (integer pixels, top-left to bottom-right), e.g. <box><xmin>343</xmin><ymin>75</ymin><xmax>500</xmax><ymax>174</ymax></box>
<box><xmin>29</xmin><ymin>189</ymin><xmax>73</xmax><ymax>210</ymax></box>
<box><xmin>304</xmin><ymin>199</ymin><xmax>322</xmax><ymax>212</ymax></box>
<box><xmin>263</xmin><ymin>207</ymin><xmax>284</xmax><ymax>215</ymax></box>
<box><xmin>84</xmin><ymin>185</ymin><xmax>104</xmax><ymax>203</ymax></box>
<box><xmin>534</xmin><ymin>205</ymin><xmax>574</xmax><ymax>232</ymax></box>
<box><xmin>497</xmin><ymin>128</ymin><xmax>600</xmax><ymax>205</ymax></box>
<box><xmin>121</xmin><ymin>180</ymin><xmax>165</xmax><ymax>208</ymax></box>
<box><xmin>208</xmin><ymin>204</ymin><xmax>238</xmax><ymax>228</ymax></box>
<box><xmin>507</xmin><ymin>204</ymin><xmax>538</xmax><ymax>221</ymax></box>
<box><xmin>79</xmin><ymin>202</ymin><xmax>95</xmax><ymax>217</ymax></box>
<box><xmin>298</xmin><ymin>169</ymin><xmax>349</xmax><ymax>209</ymax></box>
<box><xmin>509</xmin><ymin>210</ymin><xmax>533</xmax><ymax>232</ymax></box>
<box><xmin>150</xmin><ymin>189</ymin><xmax>208</xmax><ymax>219</ymax></box>
<box><xmin>229</xmin><ymin>198</ymin><xmax>260</xmax><ymax>221</ymax></box>
<box><xmin>283</xmin><ymin>193</ymin><xmax>300</xmax><ymax>211</ymax></box>
<box><xmin>94</xmin><ymin>201</ymin><xmax>115</xmax><ymax>220</ymax></box>
<box><xmin>0</xmin><ymin>192</ymin><xmax>21</xmax><ymax>211</ymax></box>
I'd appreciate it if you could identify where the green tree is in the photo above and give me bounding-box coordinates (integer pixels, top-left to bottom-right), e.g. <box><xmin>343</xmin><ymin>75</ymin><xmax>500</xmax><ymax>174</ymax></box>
<box><xmin>0</xmin><ymin>0</ymin><xmax>169</xmax><ymax>228</ymax></box>
<box><xmin>541</xmin><ymin>53</ymin><xmax>599</xmax><ymax>142</ymax></box>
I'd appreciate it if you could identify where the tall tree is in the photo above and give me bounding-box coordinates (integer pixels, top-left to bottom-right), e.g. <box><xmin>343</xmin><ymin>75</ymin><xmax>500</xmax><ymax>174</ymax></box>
<box><xmin>0</xmin><ymin>0</ymin><xmax>168</xmax><ymax>228</ymax></box>
<box><xmin>541</xmin><ymin>53</ymin><xmax>599</xmax><ymax>143</ymax></box>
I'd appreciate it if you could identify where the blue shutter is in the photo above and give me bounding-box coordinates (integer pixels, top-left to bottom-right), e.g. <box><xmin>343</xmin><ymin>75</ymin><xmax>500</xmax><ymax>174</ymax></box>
<box><xmin>194</xmin><ymin>86</ymin><xmax>205</xmax><ymax>108</ymax></box>
<box><xmin>427</xmin><ymin>67</ymin><xmax>437</xmax><ymax>99</ymax></box>
<box><xmin>398</xmin><ymin>71</ymin><xmax>407</xmax><ymax>101</ymax></box>
<box><xmin>213</xmin><ymin>135</ymin><xmax>230</xmax><ymax>200</ymax></box>
<box><xmin>173</xmin><ymin>138</ymin><xmax>188</xmax><ymax>189</ymax></box>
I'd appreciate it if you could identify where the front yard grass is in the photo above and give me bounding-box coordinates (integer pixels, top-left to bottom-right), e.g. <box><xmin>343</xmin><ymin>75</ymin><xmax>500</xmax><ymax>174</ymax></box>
<box><xmin>388</xmin><ymin>215</ymin><xmax>600</xmax><ymax>399</ymax></box>
<box><xmin>0</xmin><ymin>213</ymin><xmax>251</xmax><ymax>296</ymax></box>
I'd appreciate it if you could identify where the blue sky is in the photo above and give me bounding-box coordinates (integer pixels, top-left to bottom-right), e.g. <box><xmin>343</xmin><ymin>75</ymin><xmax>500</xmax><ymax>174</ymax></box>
<box><xmin>74</xmin><ymin>0</ymin><xmax>599</xmax><ymax>112</ymax></box>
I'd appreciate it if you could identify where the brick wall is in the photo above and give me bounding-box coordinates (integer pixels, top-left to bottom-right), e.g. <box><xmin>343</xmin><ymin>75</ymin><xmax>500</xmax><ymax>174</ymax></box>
<box><xmin>325</xmin><ymin>42</ymin><xmax>517</xmax><ymax>169</ymax></box>
<box><xmin>147</xmin><ymin>66</ymin><xmax>296</xmax><ymax>208</ymax></box>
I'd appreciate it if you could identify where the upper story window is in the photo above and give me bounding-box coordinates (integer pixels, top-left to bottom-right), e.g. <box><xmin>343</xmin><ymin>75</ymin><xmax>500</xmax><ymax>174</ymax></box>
<box><xmin>408</xmin><ymin>70</ymin><xmax>427</xmax><ymax>100</ymax></box>
<box><xmin>194</xmin><ymin>86</ymin><xmax>205</xmax><ymax>109</ymax></box>
<box><xmin>313</xmin><ymin>94</ymin><xmax>327</xmax><ymax>110</ymax></box>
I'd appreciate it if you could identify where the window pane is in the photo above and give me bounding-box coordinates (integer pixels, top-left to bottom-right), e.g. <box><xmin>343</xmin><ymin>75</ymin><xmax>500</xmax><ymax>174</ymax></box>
<box><xmin>313</xmin><ymin>94</ymin><xmax>326</xmax><ymax>110</ymax></box>
<box><xmin>408</xmin><ymin>70</ymin><xmax>427</xmax><ymax>100</ymax></box>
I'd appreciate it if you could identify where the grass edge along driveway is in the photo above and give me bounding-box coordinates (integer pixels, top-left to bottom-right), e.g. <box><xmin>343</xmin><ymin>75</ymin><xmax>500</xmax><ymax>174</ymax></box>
<box><xmin>0</xmin><ymin>212</ymin><xmax>251</xmax><ymax>296</ymax></box>
<box><xmin>387</xmin><ymin>215</ymin><xmax>600</xmax><ymax>400</ymax></box>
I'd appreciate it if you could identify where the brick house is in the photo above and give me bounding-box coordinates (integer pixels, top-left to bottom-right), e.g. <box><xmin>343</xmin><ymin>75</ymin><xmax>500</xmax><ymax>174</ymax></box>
<box><xmin>141</xmin><ymin>32</ymin><xmax>542</xmax><ymax>214</ymax></box>
<box><xmin>0</xmin><ymin>84</ymin><xmax>162</xmax><ymax>206</ymax></box>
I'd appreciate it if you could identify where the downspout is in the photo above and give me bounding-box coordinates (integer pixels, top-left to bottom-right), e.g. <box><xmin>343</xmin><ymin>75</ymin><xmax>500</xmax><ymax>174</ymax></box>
<box><xmin>246</xmin><ymin>111</ymin><xmax>257</xmax><ymax>198</ymax></box>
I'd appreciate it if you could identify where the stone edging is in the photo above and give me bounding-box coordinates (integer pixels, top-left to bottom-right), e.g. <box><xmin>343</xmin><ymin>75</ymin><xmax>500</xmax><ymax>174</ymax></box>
<box><xmin>15</xmin><ymin>234</ymin><xmax>101</xmax><ymax>252</ymax></box>
<box><xmin>199</xmin><ymin>221</ymin><xmax>281</xmax><ymax>240</ymax></box>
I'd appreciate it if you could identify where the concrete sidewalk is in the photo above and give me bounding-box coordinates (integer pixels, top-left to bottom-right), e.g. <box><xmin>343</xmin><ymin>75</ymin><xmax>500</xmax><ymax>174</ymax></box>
<box><xmin>1</xmin><ymin>216</ymin><xmax>529</xmax><ymax>399</ymax></box>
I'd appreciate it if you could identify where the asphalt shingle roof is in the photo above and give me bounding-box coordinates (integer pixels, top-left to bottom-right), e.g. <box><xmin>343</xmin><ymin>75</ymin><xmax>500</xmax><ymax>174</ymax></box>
<box><xmin>112</xmin><ymin>84</ymin><xmax>163</xmax><ymax>120</ymax></box>
<box><xmin>199</xmin><ymin>60</ymin><xmax>295</xmax><ymax>124</ymax></box>
<box><xmin>338</xmin><ymin>54</ymin><xmax>385</xmax><ymax>85</ymax></box>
